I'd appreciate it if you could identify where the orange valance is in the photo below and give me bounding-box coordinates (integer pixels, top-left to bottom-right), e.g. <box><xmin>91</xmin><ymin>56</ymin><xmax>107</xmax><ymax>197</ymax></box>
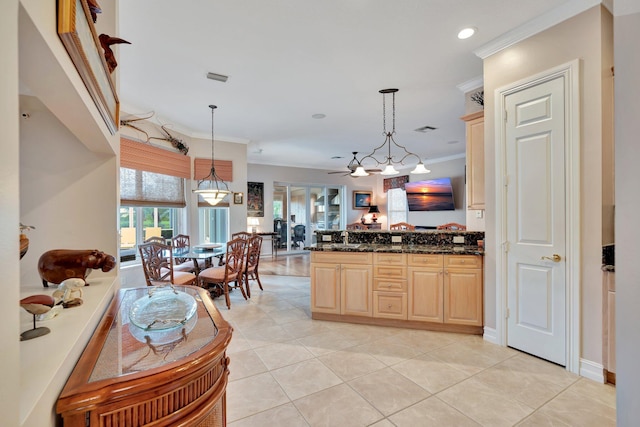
<box><xmin>120</xmin><ymin>137</ymin><xmax>191</xmax><ymax>179</ymax></box>
<box><xmin>194</xmin><ymin>158</ymin><xmax>233</xmax><ymax>182</ymax></box>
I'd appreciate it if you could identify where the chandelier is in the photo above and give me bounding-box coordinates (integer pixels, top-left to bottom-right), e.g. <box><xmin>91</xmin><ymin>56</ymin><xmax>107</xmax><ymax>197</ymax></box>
<box><xmin>193</xmin><ymin>104</ymin><xmax>231</xmax><ymax>205</ymax></box>
<box><xmin>352</xmin><ymin>88</ymin><xmax>431</xmax><ymax>177</ymax></box>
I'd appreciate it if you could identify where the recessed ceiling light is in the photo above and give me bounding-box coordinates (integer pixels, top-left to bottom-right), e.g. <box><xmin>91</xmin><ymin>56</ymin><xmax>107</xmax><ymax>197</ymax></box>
<box><xmin>457</xmin><ymin>27</ymin><xmax>476</xmax><ymax>40</ymax></box>
<box><xmin>312</xmin><ymin>113</ymin><xmax>326</xmax><ymax>119</ymax></box>
<box><xmin>447</xmin><ymin>140</ymin><xmax>459</xmax><ymax>144</ymax></box>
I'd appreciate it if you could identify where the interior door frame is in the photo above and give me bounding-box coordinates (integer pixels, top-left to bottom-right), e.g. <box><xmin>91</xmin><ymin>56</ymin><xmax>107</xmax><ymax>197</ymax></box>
<box><xmin>494</xmin><ymin>59</ymin><xmax>581</xmax><ymax>374</ymax></box>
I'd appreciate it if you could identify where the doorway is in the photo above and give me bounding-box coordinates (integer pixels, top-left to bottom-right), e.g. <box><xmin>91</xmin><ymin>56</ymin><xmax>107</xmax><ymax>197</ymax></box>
<box><xmin>495</xmin><ymin>60</ymin><xmax>581</xmax><ymax>372</ymax></box>
<box><xmin>273</xmin><ymin>183</ymin><xmax>344</xmax><ymax>253</ymax></box>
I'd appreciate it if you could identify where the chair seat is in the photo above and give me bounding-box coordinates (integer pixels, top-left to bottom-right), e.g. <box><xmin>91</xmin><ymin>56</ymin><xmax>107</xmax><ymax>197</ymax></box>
<box><xmin>172</xmin><ymin>271</ymin><xmax>197</xmax><ymax>285</ymax></box>
<box><xmin>198</xmin><ymin>266</ymin><xmax>239</xmax><ymax>282</ymax></box>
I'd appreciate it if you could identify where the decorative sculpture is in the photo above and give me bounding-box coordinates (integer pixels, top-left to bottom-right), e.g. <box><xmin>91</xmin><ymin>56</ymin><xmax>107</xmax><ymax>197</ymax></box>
<box><xmin>52</xmin><ymin>278</ymin><xmax>86</xmax><ymax>308</ymax></box>
<box><xmin>87</xmin><ymin>0</ymin><xmax>102</xmax><ymax>23</ymax></box>
<box><xmin>20</xmin><ymin>295</ymin><xmax>55</xmax><ymax>340</ymax></box>
<box><xmin>98</xmin><ymin>34</ymin><xmax>131</xmax><ymax>73</ymax></box>
<box><xmin>38</xmin><ymin>249</ymin><xmax>116</xmax><ymax>287</ymax></box>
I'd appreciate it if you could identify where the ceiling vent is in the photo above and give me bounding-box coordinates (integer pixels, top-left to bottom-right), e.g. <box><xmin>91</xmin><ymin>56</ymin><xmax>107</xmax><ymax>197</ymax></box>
<box><xmin>414</xmin><ymin>125</ymin><xmax>436</xmax><ymax>133</ymax></box>
<box><xmin>207</xmin><ymin>72</ymin><xmax>228</xmax><ymax>82</ymax></box>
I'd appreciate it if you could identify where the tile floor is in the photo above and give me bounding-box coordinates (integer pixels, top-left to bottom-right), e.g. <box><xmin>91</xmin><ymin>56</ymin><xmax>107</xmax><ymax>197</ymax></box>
<box><xmin>212</xmin><ymin>274</ymin><xmax>616</xmax><ymax>427</ymax></box>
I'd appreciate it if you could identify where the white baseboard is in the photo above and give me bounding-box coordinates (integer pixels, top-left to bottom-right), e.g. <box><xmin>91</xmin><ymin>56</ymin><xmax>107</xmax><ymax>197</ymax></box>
<box><xmin>580</xmin><ymin>358</ymin><xmax>605</xmax><ymax>383</ymax></box>
<box><xmin>483</xmin><ymin>327</ymin><xmax>499</xmax><ymax>345</ymax></box>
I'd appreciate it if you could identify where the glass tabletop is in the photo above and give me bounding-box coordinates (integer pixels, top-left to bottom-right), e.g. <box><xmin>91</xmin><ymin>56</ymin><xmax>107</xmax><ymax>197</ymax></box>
<box><xmin>89</xmin><ymin>286</ymin><xmax>219</xmax><ymax>382</ymax></box>
<box><xmin>172</xmin><ymin>247</ymin><xmax>224</xmax><ymax>259</ymax></box>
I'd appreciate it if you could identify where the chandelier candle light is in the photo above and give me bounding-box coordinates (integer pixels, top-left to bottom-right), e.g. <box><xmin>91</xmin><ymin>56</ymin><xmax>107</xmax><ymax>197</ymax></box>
<box><xmin>193</xmin><ymin>105</ymin><xmax>231</xmax><ymax>205</ymax></box>
<box><xmin>352</xmin><ymin>89</ymin><xmax>431</xmax><ymax>177</ymax></box>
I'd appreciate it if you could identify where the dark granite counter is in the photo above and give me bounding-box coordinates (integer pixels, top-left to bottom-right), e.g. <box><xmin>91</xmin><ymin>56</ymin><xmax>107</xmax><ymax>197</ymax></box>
<box><xmin>307</xmin><ymin>243</ymin><xmax>484</xmax><ymax>256</ymax></box>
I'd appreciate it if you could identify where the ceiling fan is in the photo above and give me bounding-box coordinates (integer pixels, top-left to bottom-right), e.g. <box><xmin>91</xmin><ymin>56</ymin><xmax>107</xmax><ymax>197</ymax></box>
<box><xmin>327</xmin><ymin>152</ymin><xmax>382</xmax><ymax>177</ymax></box>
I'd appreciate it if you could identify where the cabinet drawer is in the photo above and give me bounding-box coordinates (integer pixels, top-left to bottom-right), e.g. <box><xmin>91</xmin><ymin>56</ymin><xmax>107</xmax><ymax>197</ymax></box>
<box><xmin>374</xmin><ymin>278</ymin><xmax>407</xmax><ymax>292</ymax></box>
<box><xmin>408</xmin><ymin>254</ymin><xmax>443</xmax><ymax>267</ymax></box>
<box><xmin>373</xmin><ymin>265</ymin><xmax>407</xmax><ymax>279</ymax></box>
<box><xmin>312</xmin><ymin>252</ymin><xmax>372</xmax><ymax>264</ymax></box>
<box><xmin>444</xmin><ymin>255</ymin><xmax>482</xmax><ymax>269</ymax></box>
<box><xmin>373</xmin><ymin>291</ymin><xmax>407</xmax><ymax>320</ymax></box>
<box><xmin>373</xmin><ymin>253</ymin><xmax>407</xmax><ymax>265</ymax></box>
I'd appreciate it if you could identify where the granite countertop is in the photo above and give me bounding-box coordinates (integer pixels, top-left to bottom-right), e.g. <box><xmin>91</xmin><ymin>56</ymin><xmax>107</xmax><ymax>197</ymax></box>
<box><xmin>307</xmin><ymin>243</ymin><xmax>484</xmax><ymax>256</ymax></box>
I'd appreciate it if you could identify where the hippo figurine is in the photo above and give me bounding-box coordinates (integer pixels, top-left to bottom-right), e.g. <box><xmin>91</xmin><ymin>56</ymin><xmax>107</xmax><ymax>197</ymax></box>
<box><xmin>38</xmin><ymin>249</ymin><xmax>116</xmax><ymax>287</ymax></box>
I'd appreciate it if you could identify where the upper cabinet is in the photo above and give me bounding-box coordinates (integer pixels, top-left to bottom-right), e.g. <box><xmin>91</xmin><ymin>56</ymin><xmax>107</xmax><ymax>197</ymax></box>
<box><xmin>461</xmin><ymin>111</ymin><xmax>485</xmax><ymax>210</ymax></box>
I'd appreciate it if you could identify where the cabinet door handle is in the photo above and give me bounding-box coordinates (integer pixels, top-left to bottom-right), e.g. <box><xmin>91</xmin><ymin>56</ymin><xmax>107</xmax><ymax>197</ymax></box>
<box><xmin>387</xmin><ymin>304</ymin><xmax>392</xmax><ymax>309</ymax></box>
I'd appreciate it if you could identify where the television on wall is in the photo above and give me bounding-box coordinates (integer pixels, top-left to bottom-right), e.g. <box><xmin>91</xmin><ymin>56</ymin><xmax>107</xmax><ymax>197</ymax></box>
<box><xmin>405</xmin><ymin>178</ymin><xmax>455</xmax><ymax>211</ymax></box>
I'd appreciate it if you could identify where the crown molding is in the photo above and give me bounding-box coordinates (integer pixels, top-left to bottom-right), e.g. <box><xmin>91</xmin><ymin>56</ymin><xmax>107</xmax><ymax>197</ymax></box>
<box><xmin>457</xmin><ymin>76</ymin><xmax>484</xmax><ymax>93</ymax></box>
<box><xmin>474</xmin><ymin>0</ymin><xmax>602</xmax><ymax>59</ymax></box>
<box><xmin>120</xmin><ymin>104</ymin><xmax>249</xmax><ymax>144</ymax></box>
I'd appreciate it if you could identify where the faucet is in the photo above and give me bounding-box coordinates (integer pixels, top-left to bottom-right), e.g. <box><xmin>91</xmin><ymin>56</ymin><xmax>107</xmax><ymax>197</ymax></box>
<box><xmin>341</xmin><ymin>231</ymin><xmax>349</xmax><ymax>245</ymax></box>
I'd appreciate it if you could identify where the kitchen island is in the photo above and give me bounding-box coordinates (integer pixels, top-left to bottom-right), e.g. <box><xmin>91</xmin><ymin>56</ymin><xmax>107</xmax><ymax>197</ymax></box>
<box><xmin>309</xmin><ymin>230</ymin><xmax>484</xmax><ymax>334</ymax></box>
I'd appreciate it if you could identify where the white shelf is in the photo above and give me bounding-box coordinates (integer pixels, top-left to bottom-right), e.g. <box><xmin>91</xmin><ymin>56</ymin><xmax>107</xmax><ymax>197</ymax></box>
<box><xmin>19</xmin><ymin>277</ymin><xmax>118</xmax><ymax>426</ymax></box>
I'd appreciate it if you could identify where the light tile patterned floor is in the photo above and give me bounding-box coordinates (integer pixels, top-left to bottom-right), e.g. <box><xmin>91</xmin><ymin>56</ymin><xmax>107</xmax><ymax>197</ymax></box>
<box><xmin>214</xmin><ymin>275</ymin><xmax>616</xmax><ymax>427</ymax></box>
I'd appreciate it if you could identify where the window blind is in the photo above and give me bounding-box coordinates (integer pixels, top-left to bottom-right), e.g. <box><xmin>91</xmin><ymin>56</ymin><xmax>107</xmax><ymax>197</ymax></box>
<box><xmin>120</xmin><ymin>138</ymin><xmax>190</xmax><ymax>207</ymax></box>
<box><xmin>194</xmin><ymin>158</ymin><xmax>233</xmax><ymax>181</ymax></box>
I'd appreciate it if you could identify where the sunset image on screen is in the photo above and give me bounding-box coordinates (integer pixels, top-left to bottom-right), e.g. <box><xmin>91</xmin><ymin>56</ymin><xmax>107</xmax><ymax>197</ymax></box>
<box><xmin>405</xmin><ymin>178</ymin><xmax>455</xmax><ymax>211</ymax></box>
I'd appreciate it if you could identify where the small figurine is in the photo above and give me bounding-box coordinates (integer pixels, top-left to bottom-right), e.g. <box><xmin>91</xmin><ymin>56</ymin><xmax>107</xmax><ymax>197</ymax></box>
<box><xmin>52</xmin><ymin>278</ymin><xmax>85</xmax><ymax>308</ymax></box>
<box><xmin>99</xmin><ymin>34</ymin><xmax>131</xmax><ymax>73</ymax></box>
<box><xmin>38</xmin><ymin>249</ymin><xmax>116</xmax><ymax>287</ymax></box>
<box><xmin>20</xmin><ymin>295</ymin><xmax>55</xmax><ymax>340</ymax></box>
<box><xmin>87</xmin><ymin>0</ymin><xmax>102</xmax><ymax>23</ymax></box>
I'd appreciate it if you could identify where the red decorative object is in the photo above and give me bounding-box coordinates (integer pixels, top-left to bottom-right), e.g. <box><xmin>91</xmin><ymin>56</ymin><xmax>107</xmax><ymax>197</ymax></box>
<box><xmin>383</xmin><ymin>175</ymin><xmax>409</xmax><ymax>192</ymax></box>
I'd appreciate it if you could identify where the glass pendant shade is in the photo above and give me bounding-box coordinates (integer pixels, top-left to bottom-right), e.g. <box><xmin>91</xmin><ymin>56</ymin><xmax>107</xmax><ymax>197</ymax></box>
<box><xmin>380</xmin><ymin>164</ymin><xmax>399</xmax><ymax>175</ymax></box>
<box><xmin>351</xmin><ymin>166</ymin><xmax>370</xmax><ymax>177</ymax></box>
<box><xmin>411</xmin><ymin>163</ymin><xmax>431</xmax><ymax>174</ymax></box>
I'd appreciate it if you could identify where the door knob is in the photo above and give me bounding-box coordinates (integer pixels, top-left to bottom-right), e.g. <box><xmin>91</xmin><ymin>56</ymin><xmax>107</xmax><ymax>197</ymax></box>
<box><xmin>541</xmin><ymin>254</ymin><xmax>561</xmax><ymax>262</ymax></box>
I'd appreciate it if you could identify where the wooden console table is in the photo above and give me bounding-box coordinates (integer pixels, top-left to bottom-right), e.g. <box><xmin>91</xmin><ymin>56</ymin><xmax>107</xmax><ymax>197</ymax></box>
<box><xmin>56</xmin><ymin>286</ymin><xmax>232</xmax><ymax>426</ymax></box>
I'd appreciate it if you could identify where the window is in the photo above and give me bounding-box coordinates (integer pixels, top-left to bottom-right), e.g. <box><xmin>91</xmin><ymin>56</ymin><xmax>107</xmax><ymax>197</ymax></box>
<box><xmin>199</xmin><ymin>207</ymin><xmax>229</xmax><ymax>244</ymax></box>
<box><xmin>119</xmin><ymin>138</ymin><xmax>191</xmax><ymax>262</ymax></box>
<box><xmin>387</xmin><ymin>188</ymin><xmax>407</xmax><ymax>226</ymax></box>
<box><xmin>119</xmin><ymin>206</ymin><xmax>182</xmax><ymax>262</ymax></box>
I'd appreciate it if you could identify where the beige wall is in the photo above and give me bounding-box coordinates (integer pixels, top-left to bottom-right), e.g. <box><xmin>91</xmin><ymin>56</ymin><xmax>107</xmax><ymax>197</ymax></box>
<box><xmin>483</xmin><ymin>6</ymin><xmax>613</xmax><ymax>364</ymax></box>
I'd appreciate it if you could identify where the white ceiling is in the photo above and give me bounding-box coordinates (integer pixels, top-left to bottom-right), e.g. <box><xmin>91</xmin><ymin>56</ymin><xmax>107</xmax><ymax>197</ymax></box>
<box><xmin>118</xmin><ymin>0</ymin><xmax>574</xmax><ymax>173</ymax></box>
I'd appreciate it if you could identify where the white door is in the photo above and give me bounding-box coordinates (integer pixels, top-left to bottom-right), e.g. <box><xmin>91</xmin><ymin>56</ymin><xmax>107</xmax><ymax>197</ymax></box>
<box><xmin>505</xmin><ymin>76</ymin><xmax>567</xmax><ymax>366</ymax></box>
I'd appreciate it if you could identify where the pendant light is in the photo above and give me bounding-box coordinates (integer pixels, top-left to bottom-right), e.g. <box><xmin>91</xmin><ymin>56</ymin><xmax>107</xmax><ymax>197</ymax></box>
<box><xmin>359</xmin><ymin>89</ymin><xmax>431</xmax><ymax>175</ymax></box>
<box><xmin>193</xmin><ymin>105</ymin><xmax>231</xmax><ymax>205</ymax></box>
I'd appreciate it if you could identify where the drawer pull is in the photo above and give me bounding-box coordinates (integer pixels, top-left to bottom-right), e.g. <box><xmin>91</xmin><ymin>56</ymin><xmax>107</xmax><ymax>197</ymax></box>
<box><xmin>387</xmin><ymin>304</ymin><xmax>392</xmax><ymax>309</ymax></box>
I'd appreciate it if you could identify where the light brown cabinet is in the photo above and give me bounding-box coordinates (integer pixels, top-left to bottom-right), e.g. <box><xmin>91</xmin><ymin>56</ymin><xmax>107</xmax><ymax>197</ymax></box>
<box><xmin>311</xmin><ymin>252</ymin><xmax>373</xmax><ymax>316</ymax></box>
<box><xmin>408</xmin><ymin>254</ymin><xmax>483</xmax><ymax>327</ymax></box>
<box><xmin>444</xmin><ymin>255</ymin><xmax>483</xmax><ymax>326</ymax></box>
<box><xmin>462</xmin><ymin>111</ymin><xmax>485</xmax><ymax>210</ymax></box>
<box><xmin>312</xmin><ymin>251</ymin><xmax>483</xmax><ymax>333</ymax></box>
<box><xmin>408</xmin><ymin>254</ymin><xmax>444</xmax><ymax>322</ymax></box>
<box><xmin>373</xmin><ymin>253</ymin><xmax>407</xmax><ymax>320</ymax></box>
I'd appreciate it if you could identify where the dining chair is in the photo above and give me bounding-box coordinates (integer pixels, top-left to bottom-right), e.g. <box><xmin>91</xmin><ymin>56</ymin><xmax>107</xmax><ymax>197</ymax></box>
<box><xmin>436</xmin><ymin>222</ymin><xmax>467</xmax><ymax>231</ymax></box>
<box><xmin>198</xmin><ymin>237</ymin><xmax>247</xmax><ymax>309</ymax></box>
<box><xmin>138</xmin><ymin>242</ymin><xmax>197</xmax><ymax>287</ymax></box>
<box><xmin>243</xmin><ymin>234</ymin><xmax>263</xmax><ymax>297</ymax></box>
<box><xmin>292</xmin><ymin>224</ymin><xmax>305</xmax><ymax>249</ymax></box>
<box><xmin>232</xmin><ymin>231</ymin><xmax>252</xmax><ymax>240</ymax></box>
<box><xmin>346</xmin><ymin>223</ymin><xmax>367</xmax><ymax>230</ymax></box>
<box><xmin>390</xmin><ymin>222</ymin><xmax>416</xmax><ymax>230</ymax></box>
<box><xmin>171</xmin><ymin>234</ymin><xmax>203</xmax><ymax>273</ymax></box>
<box><xmin>144</xmin><ymin>236</ymin><xmax>166</xmax><ymax>244</ymax></box>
